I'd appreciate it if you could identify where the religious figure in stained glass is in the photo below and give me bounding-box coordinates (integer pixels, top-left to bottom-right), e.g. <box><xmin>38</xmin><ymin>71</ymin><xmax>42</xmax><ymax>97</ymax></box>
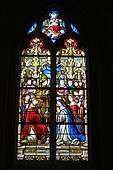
<box><xmin>56</xmin><ymin>99</ymin><xmax>86</xmax><ymax>145</ymax></box>
<box><xmin>20</xmin><ymin>89</ymin><xmax>49</xmax><ymax>145</ymax></box>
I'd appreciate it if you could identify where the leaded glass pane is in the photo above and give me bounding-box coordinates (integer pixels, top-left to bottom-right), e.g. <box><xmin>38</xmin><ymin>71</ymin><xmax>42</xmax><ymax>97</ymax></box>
<box><xmin>22</xmin><ymin>38</ymin><xmax>51</xmax><ymax>55</ymax></box>
<box><xmin>17</xmin><ymin>38</ymin><xmax>50</xmax><ymax>160</ymax></box>
<box><xmin>56</xmin><ymin>38</ymin><xmax>88</xmax><ymax>161</ymax></box>
<box><xmin>42</xmin><ymin>11</ymin><xmax>66</xmax><ymax>43</ymax></box>
<box><xmin>56</xmin><ymin>57</ymin><xmax>86</xmax><ymax>88</ymax></box>
<box><xmin>20</xmin><ymin>56</ymin><xmax>51</xmax><ymax>88</ymax></box>
<box><xmin>17</xmin><ymin>123</ymin><xmax>50</xmax><ymax>160</ymax></box>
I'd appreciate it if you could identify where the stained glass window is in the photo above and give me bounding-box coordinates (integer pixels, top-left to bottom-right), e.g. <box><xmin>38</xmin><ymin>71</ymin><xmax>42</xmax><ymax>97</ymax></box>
<box><xmin>17</xmin><ymin>11</ymin><xmax>88</xmax><ymax>161</ymax></box>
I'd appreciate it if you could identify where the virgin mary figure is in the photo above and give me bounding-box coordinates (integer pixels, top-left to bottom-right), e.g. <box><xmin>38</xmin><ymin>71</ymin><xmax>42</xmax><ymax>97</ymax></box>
<box><xmin>56</xmin><ymin>100</ymin><xmax>86</xmax><ymax>145</ymax></box>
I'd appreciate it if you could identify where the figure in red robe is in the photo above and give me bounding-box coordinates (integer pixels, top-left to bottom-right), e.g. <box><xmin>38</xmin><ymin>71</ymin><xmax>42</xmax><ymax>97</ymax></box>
<box><xmin>20</xmin><ymin>92</ymin><xmax>48</xmax><ymax>144</ymax></box>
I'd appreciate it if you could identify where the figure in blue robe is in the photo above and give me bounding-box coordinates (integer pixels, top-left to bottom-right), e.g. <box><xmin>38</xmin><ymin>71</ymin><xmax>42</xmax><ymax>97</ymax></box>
<box><xmin>56</xmin><ymin>100</ymin><xmax>85</xmax><ymax>145</ymax></box>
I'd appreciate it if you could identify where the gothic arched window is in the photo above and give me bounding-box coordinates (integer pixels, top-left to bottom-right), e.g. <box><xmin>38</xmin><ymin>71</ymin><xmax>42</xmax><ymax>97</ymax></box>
<box><xmin>17</xmin><ymin>10</ymin><xmax>88</xmax><ymax>161</ymax></box>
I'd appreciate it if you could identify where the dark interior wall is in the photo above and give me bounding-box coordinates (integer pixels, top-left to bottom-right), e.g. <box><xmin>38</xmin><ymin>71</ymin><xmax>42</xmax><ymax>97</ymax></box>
<box><xmin>1</xmin><ymin>1</ymin><xmax>112</xmax><ymax>170</ymax></box>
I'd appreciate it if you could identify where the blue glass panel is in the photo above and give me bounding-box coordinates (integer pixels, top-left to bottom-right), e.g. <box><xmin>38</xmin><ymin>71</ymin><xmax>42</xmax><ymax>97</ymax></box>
<box><xmin>27</xmin><ymin>22</ymin><xmax>37</xmax><ymax>34</ymax></box>
<box><xmin>71</xmin><ymin>23</ymin><xmax>80</xmax><ymax>35</ymax></box>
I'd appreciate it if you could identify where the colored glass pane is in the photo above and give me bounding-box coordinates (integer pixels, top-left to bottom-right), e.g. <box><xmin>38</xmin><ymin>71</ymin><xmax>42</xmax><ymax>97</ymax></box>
<box><xmin>19</xmin><ymin>89</ymin><xmax>50</xmax><ymax>123</ymax></box>
<box><xmin>20</xmin><ymin>56</ymin><xmax>51</xmax><ymax>88</ymax></box>
<box><xmin>17</xmin><ymin>38</ymin><xmax>51</xmax><ymax>160</ymax></box>
<box><xmin>17</xmin><ymin>123</ymin><xmax>50</xmax><ymax>160</ymax></box>
<box><xmin>42</xmin><ymin>11</ymin><xmax>66</xmax><ymax>42</ymax></box>
<box><xmin>56</xmin><ymin>38</ymin><xmax>85</xmax><ymax>56</ymax></box>
<box><xmin>27</xmin><ymin>22</ymin><xmax>37</xmax><ymax>34</ymax></box>
<box><xmin>22</xmin><ymin>38</ymin><xmax>51</xmax><ymax>55</ymax></box>
<box><xmin>56</xmin><ymin>57</ymin><xmax>86</xmax><ymax>88</ymax></box>
<box><xmin>71</xmin><ymin>23</ymin><xmax>80</xmax><ymax>35</ymax></box>
<box><xmin>56</xmin><ymin>38</ymin><xmax>88</xmax><ymax>161</ymax></box>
